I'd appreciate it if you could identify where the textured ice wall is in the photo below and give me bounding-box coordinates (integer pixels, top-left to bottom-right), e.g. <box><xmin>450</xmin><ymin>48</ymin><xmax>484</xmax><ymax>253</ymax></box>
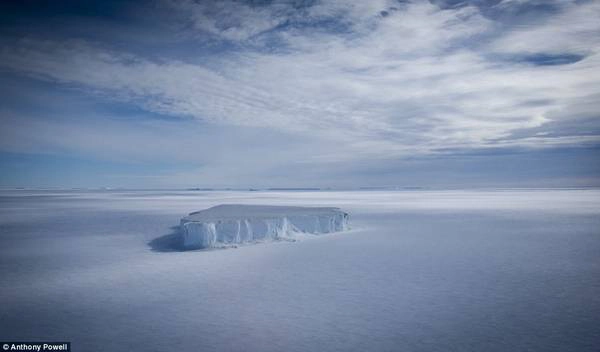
<box><xmin>180</xmin><ymin>204</ymin><xmax>348</xmax><ymax>249</ymax></box>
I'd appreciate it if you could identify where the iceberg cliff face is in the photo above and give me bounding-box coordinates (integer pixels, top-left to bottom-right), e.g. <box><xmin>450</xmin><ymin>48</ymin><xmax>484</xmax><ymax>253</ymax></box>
<box><xmin>180</xmin><ymin>204</ymin><xmax>349</xmax><ymax>249</ymax></box>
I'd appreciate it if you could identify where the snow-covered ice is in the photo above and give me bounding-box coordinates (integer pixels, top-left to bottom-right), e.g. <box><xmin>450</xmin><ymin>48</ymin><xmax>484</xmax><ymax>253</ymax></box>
<box><xmin>1</xmin><ymin>189</ymin><xmax>600</xmax><ymax>352</ymax></box>
<box><xmin>180</xmin><ymin>204</ymin><xmax>348</xmax><ymax>249</ymax></box>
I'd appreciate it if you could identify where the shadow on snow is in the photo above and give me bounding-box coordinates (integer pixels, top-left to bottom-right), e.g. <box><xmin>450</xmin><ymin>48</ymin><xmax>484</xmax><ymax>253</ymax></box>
<box><xmin>148</xmin><ymin>225</ymin><xmax>184</xmax><ymax>252</ymax></box>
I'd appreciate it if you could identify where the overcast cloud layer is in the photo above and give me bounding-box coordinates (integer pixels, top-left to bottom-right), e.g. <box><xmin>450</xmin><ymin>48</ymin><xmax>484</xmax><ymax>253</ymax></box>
<box><xmin>0</xmin><ymin>0</ymin><xmax>599</xmax><ymax>188</ymax></box>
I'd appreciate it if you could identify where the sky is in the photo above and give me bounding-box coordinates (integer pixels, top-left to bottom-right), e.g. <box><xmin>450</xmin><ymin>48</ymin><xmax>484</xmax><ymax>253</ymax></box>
<box><xmin>0</xmin><ymin>0</ymin><xmax>599</xmax><ymax>189</ymax></box>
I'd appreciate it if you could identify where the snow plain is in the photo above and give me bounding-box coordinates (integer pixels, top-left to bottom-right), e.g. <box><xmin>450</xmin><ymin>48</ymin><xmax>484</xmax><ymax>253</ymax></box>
<box><xmin>1</xmin><ymin>189</ymin><xmax>599</xmax><ymax>351</ymax></box>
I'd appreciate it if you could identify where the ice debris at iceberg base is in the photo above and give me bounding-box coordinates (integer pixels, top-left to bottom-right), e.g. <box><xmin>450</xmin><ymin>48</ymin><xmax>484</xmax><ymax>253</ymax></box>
<box><xmin>180</xmin><ymin>204</ymin><xmax>349</xmax><ymax>249</ymax></box>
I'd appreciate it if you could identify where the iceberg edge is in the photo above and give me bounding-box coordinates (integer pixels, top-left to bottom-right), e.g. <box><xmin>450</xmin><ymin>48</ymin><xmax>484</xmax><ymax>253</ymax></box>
<box><xmin>180</xmin><ymin>204</ymin><xmax>349</xmax><ymax>249</ymax></box>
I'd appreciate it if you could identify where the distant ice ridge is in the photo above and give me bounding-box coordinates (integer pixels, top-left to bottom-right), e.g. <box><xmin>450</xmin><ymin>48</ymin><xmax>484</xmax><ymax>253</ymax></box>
<box><xmin>180</xmin><ymin>204</ymin><xmax>349</xmax><ymax>249</ymax></box>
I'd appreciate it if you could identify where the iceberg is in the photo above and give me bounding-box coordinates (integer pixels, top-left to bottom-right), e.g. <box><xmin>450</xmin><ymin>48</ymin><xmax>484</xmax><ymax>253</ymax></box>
<box><xmin>180</xmin><ymin>204</ymin><xmax>349</xmax><ymax>249</ymax></box>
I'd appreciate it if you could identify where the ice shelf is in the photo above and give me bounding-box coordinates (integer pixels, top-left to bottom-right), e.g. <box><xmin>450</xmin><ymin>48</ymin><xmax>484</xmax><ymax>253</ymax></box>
<box><xmin>180</xmin><ymin>204</ymin><xmax>349</xmax><ymax>249</ymax></box>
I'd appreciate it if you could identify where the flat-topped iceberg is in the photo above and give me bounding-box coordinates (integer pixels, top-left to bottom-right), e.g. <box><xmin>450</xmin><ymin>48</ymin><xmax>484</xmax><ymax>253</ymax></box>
<box><xmin>180</xmin><ymin>204</ymin><xmax>349</xmax><ymax>249</ymax></box>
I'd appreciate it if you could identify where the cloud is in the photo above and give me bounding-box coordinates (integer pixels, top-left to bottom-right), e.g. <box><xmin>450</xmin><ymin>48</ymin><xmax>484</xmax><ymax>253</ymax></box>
<box><xmin>488</xmin><ymin>0</ymin><xmax>600</xmax><ymax>54</ymax></box>
<box><xmin>0</xmin><ymin>0</ymin><xmax>599</xmax><ymax>167</ymax></box>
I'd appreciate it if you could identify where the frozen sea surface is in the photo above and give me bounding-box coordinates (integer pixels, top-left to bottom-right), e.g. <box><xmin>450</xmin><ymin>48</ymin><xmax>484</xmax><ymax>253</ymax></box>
<box><xmin>1</xmin><ymin>189</ymin><xmax>599</xmax><ymax>351</ymax></box>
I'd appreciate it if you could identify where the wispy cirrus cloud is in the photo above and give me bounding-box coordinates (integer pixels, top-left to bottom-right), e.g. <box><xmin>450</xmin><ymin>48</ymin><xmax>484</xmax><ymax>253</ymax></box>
<box><xmin>0</xmin><ymin>0</ymin><xmax>599</xmax><ymax>186</ymax></box>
